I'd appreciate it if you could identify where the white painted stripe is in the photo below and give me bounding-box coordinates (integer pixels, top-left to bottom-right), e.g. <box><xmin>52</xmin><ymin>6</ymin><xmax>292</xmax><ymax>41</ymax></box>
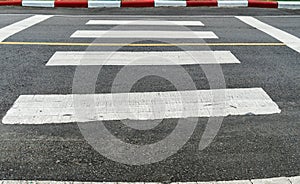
<box><xmin>218</xmin><ymin>1</ymin><xmax>248</xmax><ymax>7</ymax></box>
<box><xmin>278</xmin><ymin>1</ymin><xmax>300</xmax><ymax>9</ymax></box>
<box><xmin>46</xmin><ymin>51</ymin><xmax>240</xmax><ymax>66</ymax></box>
<box><xmin>71</xmin><ymin>30</ymin><xmax>218</xmax><ymax>39</ymax></box>
<box><xmin>0</xmin><ymin>181</ymin><xmax>251</xmax><ymax>184</ymax></box>
<box><xmin>2</xmin><ymin>88</ymin><xmax>280</xmax><ymax>124</ymax></box>
<box><xmin>155</xmin><ymin>0</ymin><xmax>187</xmax><ymax>7</ymax></box>
<box><xmin>0</xmin><ymin>15</ymin><xmax>52</xmax><ymax>42</ymax></box>
<box><xmin>201</xmin><ymin>181</ymin><xmax>251</xmax><ymax>184</ymax></box>
<box><xmin>87</xmin><ymin>20</ymin><xmax>203</xmax><ymax>26</ymax></box>
<box><xmin>22</xmin><ymin>0</ymin><xmax>55</xmax><ymax>7</ymax></box>
<box><xmin>289</xmin><ymin>176</ymin><xmax>300</xmax><ymax>184</ymax></box>
<box><xmin>252</xmin><ymin>177</ymin><xmax>291</xmax><ymax>184</ymax></box>
<box><xmin>88</xmin><ymin>1</ymin><xmax>121</xmax><ymax>8</ymax></box>
<box><xmin>236</xmin><ymin>16</ymin><xmax>300</xmax><ymax>53</ymax></box>
<box><xmin>2</xmin><ymin>176</ymin><xmax>300</xmax><ymax>184</ymax></box>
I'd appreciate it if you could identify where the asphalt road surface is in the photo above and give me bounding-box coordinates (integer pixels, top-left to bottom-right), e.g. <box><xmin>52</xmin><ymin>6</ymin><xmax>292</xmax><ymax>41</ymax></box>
<box><xmin>0</xmin><ymin>7</ymin><xmax>299</xmax><ymax>182</ymax></box>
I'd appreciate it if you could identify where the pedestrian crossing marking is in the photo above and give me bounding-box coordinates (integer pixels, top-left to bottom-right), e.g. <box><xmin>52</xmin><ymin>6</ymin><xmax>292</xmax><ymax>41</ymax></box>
<box><xmin>71</xmin><ymin>30</ymin><xmax>218</xmax><ymax>39</ymax></box>
<box><xmin>2</xmin><ymin>88</ymin><xmax>280</xmax><ymax>125</ymax></box>
<box><xmin>2</xmin><ymin>17</ymin><xmax>281</xmax><ymax>127</ymax></box>
<box><xmin>86</xmin><ymin>20</ymin><xmax>204</xmax><ymax>26</ymax></box>
<box><xmin>46</xmin><ymin>51</ymin><xmax>240</xmax><ymax>66</ymax></box>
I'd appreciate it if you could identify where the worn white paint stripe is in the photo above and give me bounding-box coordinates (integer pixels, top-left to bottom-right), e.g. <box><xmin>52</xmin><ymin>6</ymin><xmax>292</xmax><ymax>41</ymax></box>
<box><xmin>251</xmin><ymin>177</ymin><xmax>291</xmax><ymax>184</ymax></box>
<box><xmin>289</xmin><ymin>176</ymin><xmax>300</xmax><ymax>184</ymax></box>
<box><xmin>2</xmin><ymin>88</ymin><xmax>280</xmax><ymax>125</ymax></box>
<box><xmin>0</xmin><ymin>181</ymin><xmax>253</xmax><ymax>184</ymax></box>
<box><xmin>88</xmin><ymin>1</ymin><xmax>121</xmax><ymax>8</ymax></box>
<box><xmin>71</xmin><ymin>30</ymin><xmax>218</xmax><ymax>39</ymax></box>
<box><xmin>236</xmin><ymin>16</ymin><xmax>300</xmax><ymax>53</ymax></box>
<box><xmin>0</xmin><ymin>15</ymin><xmax>53</xmax><ymax>42</ymax></box>
<box><xmin>87</xmin><ymin>20</ymin><xmax>203</xmax><ymax>26</ymax></box>
<box><xmin>2</xmin><ymin>176</ymin><xmax>300</xmax><ymax>183</ymax></box>
<box><xmin>218</xmin><ymin>1</ymin><xmax>248</xmax><ymax>7</ymax></box>
<box><xmin>46</xmin><ymin>51</ymin><xmax>240</xmax><ymax>66</ymax></box>
<box><xmin>22</xmin><ymin>1</ymin><xmax>55</xmax><ymax>7</ymax></box>
<box><xmin>155</xmin><ymin>0</ymin><xmax>187</xmax><ymax>7</ymax></box>
<box><xmin>278</xmin><ymin>1</ymin><xmax>300</xmax><ymax>9</ymax></box>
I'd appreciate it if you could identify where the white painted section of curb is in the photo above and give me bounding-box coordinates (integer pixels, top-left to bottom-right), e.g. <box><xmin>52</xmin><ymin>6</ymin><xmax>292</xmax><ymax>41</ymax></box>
<box><xmin>22</xmin><ymin>0</ymin><xmax>54</xmax><ymax>7</ymax></box>
<box><xmin>86</xmin><ymin>20</ymin><xmax>204</xmax><ymax>26</ymax></box>
<box><xmin>2</xmin><ymin>176</ymin><xmax>300</xmax><ymax>183</ymax></box>
<box><xmin>278</xmin><ymin>1</ymin><xmax>300</xmax><ymax>9</ymax></box>
<box><xmin>2</xmin><ymin>88</ymin><xmax>280</xmax><ymax>124</ymax></box>
<box><xmin>236</xmin><ymin>16</ymin><xmax>300</xmax><ymax>53</ymax></box>
<box><xmin>88</xmin><ymin>0</ymin><xmax>121</xmax><ymax>8</ymax></box>
<box><xmin>218</xmin><ymin>1</ymin><xmax>248</xmax><ymax>7</ymax></box>
<box><xmin>46</xmin><ymin>51</ymin><xmax>241</xmax><ymax>66</ymax></box>
<box><xmin>71</xmin><ymin>30</ymin><xmax>219</xmax><ymax>39</ymax></box>
<box><xmin>155</xmin><ymin>0</ymin><xmax>187</xmax><ymax>7</ymax></box>
<box><xmin>0</xmin><ymin>15</ymin><xmax>52</xmax><ymax>42</ymax></box>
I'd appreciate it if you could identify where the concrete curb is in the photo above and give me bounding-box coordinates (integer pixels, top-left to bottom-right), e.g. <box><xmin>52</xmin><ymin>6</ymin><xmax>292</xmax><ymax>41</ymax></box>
<box><xmin>1</xmin><ymin>176</ymin><xmax>300</xmax><ymax>184</ymax></box>
<box><xmin>0</xmin><ymin>0</ymin><xmax>299</xmax><ymax>8</ymax></box>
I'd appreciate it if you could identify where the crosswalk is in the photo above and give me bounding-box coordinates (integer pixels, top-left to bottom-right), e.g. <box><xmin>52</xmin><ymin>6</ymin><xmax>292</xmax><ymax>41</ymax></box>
<box><xmin>71</xmin><ymin>30</ymin><xmax>219</xmax><ymax>39</ymax></box>
<box><xmin>46</xmin><ymin>51</ymin><xmax>240</xmax><ymax>65</ymax></box>
<box><xmin>1</xmin><ymin>17</ymin><xmax>281</xmax><ymax>125</ymax></box>
<box><xmin>86</xmin><ymin>20</ymin><xmax>205</xmax><ymax>26</ymax></box>
<box><xmin>2</xmin><ymin>88</ymin><xmax>281</xmax><ymax>124</ymax></box>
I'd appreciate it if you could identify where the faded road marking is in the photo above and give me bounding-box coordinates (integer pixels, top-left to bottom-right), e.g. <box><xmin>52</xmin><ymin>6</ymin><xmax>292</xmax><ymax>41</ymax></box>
<box><xmin>2</xmin><ymin>88</ymin><xmax>280</xmax><ymax>124</ymax></box>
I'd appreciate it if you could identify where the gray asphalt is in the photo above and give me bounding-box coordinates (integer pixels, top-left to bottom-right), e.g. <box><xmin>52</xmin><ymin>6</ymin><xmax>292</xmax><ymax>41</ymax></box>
<box><xmin>0</xmin><ymin>7</ymin><xmax>299</xmax><ymax>182</ymax></box>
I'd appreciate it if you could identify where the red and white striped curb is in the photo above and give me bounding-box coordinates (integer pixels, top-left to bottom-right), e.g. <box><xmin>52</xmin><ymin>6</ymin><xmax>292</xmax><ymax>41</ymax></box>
<box><xmin>0</xmin><ymin>0</ymin><xmax>300</xmax><ymax>8</ymax></box>
<box><xmin>1</xmin><ymin>176</ymin><xmax>300</xmax><ymax>184</ymax></box>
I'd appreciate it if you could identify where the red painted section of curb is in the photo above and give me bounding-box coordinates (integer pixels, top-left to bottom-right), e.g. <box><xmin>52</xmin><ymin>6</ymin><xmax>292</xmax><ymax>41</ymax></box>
<box><xmin>54</xmin><ymin>0</ymin><xmax>88</xmax><ymax>7</ymax></box>
<box><xmin>248</xmin><ymin>0</ymin><xmax>278</xmax><ymax>8</ymax></box>
<box><xmin>0</xmin><ymin>0</ymin><xmax>21</xmax><ymax>5</ymax></box>
<box><xmin>187</xmin><ymin>0</ymin><xmax>217</xmax><ymax>6</ymax></box>
<box><xmin>121</xmin><ymin>0</ymin><xmax>154</xmax><ymax>7</ymax></box>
